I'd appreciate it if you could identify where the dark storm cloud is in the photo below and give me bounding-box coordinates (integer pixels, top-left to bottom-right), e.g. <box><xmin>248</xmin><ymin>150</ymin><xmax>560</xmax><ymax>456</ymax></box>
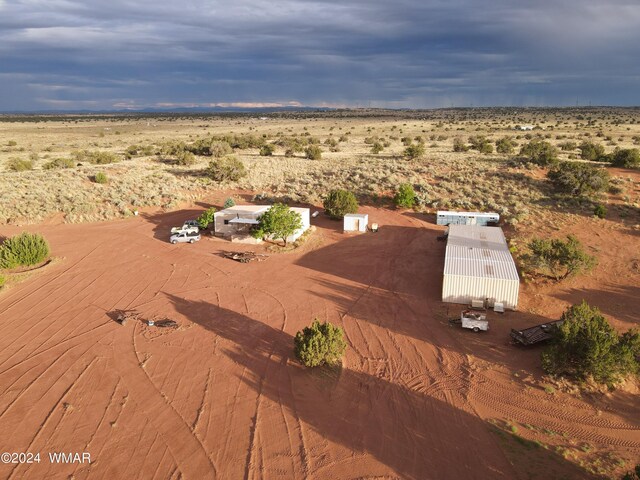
<box><xmin>0</xmin><ymin>0</ymin><xmax>639</xmax><ymax>110</ymax></box>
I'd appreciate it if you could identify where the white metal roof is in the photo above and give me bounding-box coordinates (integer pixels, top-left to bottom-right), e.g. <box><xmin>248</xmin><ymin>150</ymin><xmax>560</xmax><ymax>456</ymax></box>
<box><xmin>444</xmin><ymin>225</ymin><xmax>519</xmax><ymax>281</ymax></box>
<box><xmin>215</xmin><ymin>205</ymin><xmax>270</xmax><ymax>216</ymax></box>
<box><xmin>344</xmin><ymin>213</ymin><xmax>368</xmax><ymax>219</ymax></box>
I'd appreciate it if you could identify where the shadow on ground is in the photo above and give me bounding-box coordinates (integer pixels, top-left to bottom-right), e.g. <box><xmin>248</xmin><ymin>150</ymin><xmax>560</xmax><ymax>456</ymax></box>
<box><xmin>163</xmin><ymin>293</ymin><xmax>596</xmax><ymax>480</ymax></box>
<box><xmin>552</xmin><ymin>285</ymin><xmax>640</xmax><ymax>325</ymax></box>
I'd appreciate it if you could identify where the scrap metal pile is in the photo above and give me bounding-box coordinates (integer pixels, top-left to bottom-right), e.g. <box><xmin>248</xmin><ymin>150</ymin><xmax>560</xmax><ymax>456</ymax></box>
<box><xmin>221</xmin><ymin>251</ymin><xmax>269</xmax><ymax>263</ymax></box>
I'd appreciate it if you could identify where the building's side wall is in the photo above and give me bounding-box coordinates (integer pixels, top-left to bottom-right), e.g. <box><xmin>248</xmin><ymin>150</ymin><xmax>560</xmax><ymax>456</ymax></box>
<box><xmin>344</xmin><ymin>216</ymin><xmax>356</xmax><ymax>231</ymax></box>
<box><xmin>437</xmin><ymin>214</ymin><xmax>499</xmax><ymax>226</ymax></box>
<box><xmin>358</xmin><ymin>215</ymin><xmax>369</xmax><ymax>232</ymax></box>
<box><xmin>437</xmin><ymin>214</ymin><xmax>472</xmax><ymax>226</ymax></box>
<box><xmin>286</xmin><ymin>209</ymin><xmax>310</xmax><ymax>242</ymax></box>
<box><xmin>214</xmin><ymin>213</ymin><xmax>247</xmax><ymax>236</ymax></box>
<box><xmin>442</xmin><ymin>274</ymin><xmax>519</xmax><ymax>310</ymax></box>
<box><xmin>344</xmin><ymin>215</ymin><xmax>367</xmax><ymax>231</ymax></box>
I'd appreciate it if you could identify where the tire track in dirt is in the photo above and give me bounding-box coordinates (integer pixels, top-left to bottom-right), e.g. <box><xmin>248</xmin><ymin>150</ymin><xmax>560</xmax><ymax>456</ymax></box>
<box><xmin>0</xmin><ymin>339</ymin><xmax>105</xmax><ymax>420</ymax></box>
<box><xmin>0</xmin><ymin>320</ymin><xmax>111</xmax><ymax>378</ymax></box>
<box><xmin>4</xmin><ymin>357</ymin><xmax>98</xmax><ymax>480</ymax></box>
<box><xmin>472</xmin><ymin>370</ymin><xmax>639</xmax><ymax>432</ymax></box>
<box><xmin>193</xmin><ymin>368</ymin><xmax>212</xmax><ymax>432</ymax></box>
<box><xmin>239</xmin><ymin>287</ymin><xmax>293</xmax><ymax>480</ymax></box>
<box><xmin>113</xmin><ymin>323</ymin><xmax>217</xmax><ymax>480</ymax></box>
<box><xmin>0</xmin><ymin>273</ymin><xmax>102</xmax><ymax>357</ymax></box>
<box><xmin>469</xmin><ymin>380</ymin><xmax>640</xmax><ymax>448</ymax></box>
<box><xmin>0</xmin><ymin>303</ymin><xmax>107</xmax><ymax>371</ymax></box>
<box><xmin>0</xmin><ymin>240</ymin><xmax>108</xmax><ymax>315</ymax></box>
<box><xmin>0</xmin><ymin>251</ymin><xmax>156</xmax><ymax>371</ymax></box>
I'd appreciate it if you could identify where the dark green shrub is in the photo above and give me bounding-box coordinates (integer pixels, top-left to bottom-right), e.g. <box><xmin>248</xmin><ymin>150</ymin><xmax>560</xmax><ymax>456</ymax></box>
<box><xmin>469</xmin><ymin>135</ymin><xmax>493</xmax><ymax>154</ymax></box>
<box><xmin>394</xmin><ymin>183</ymin><xmax>416</xmax><ymax>208</ymax></box>
<box><xmin>453</xmin><ymin>137</ymin><xmax>468</xmax><ymax>152</ymax></box>
<box><xmin>558</xmin><ymin>141</ymin><xmax>577</xmax><ymax>151</ymax></box>
<box><xmin>578</xmin><ymin>141</ymin><xmax>606</xmax><ymax>161</ymax></box>
<box><xmin>304</xmin><ymin>145</ymin><xmax>322</xmax><ymax>160</ymax></box>
<box><xmin>175</xmin><ymin>150</ymin><xmax>196</xmax><ymax>166</ymax></box>
<box><xmin>209</xmin><ymin>141</ymin><xmax>233</xmax><ymax>158</ymax></box>
<box><xmin>259</xmin><ymin>144</ymin><xmax>275</xmax><ymax>156</ymax></box>
<box><xmin>523</xmin><ymin>235</ymin><xmax>596</xmax><ymax>281</ymax></box>
<box><xmin>93</xmin><ymin>172</ymin><xmax>108</xmax><ymax>184</ymax></box>
<box><xmin>253</xmin><ymin>203</ymin><xmax>302</xmax><ymax>246</ymax></box>
<box><xmin>609</xmin><ymin>148</ymin><xmax>640</xmax><ymax>169</ymax></box>
<box><xmin>7</xmin><ymin>158</ymin><xmax>33</xmax><ymax>172</ymax></box>
<box><xmin>403</xmin><ymin>143</ymin><xmax>425</xmax><ymax>160</ymax></box>
<box><xmin>206</xmin><ymin>156</ymin><xmax>247</xmax><ymax>182</ymax></box>
<box><xmin>0</xmin><ymin>232</ymin><xmax>50</xmax><ymax>269</ymax></box>
<box><xmin>0</xmin><ymin>274</ymin><xmax>5</xmax><ymax>289</ymax></box>
<box><xmin>371</xmin><ymin>142</ymin><xmax>383</xmax><ymax>154</ymax></box>
<box><xmin>43</xmin><ymin>157</ymin><xmax>74</xmax><ymax>169</ymax></box>
<box><xmin>478</xmin><ymin>142</ymin><xmax>494</xmax><ymax>154</ymax></box>
<box><xmin>593</xmin><ymin>204</ymin><xmax>607</xmax><ymax>219</ymax></box>
<box><xmin>226</xmin><ymin>133</ymin><xmax>265</xmax><ymax>150</ymax></box>
<box><xmin>73</xmin><ymin>150</ymin><xmax>119</xmax><ymax>165</ymax></box>
<box><xmin>542</xmin><ymin>301</ymin><xmax>640</xmax><ymax>385</ymax></box>
<box><xmin>125</xmin><ymin>144</ymin><xmax>147</xmax><ymax>159</ymax></box>
<box><xmin>294</xmin><ymin>320</ymin><xmax>346</xmax><ymax>367</ymax></box>
<box><xmin>323</xmin><ymin>189</ymin><xmax>358</xmax><ymax>219</ymax></box>
<box><xmin>160</xmin><ymin>141</ymin><xmax>188</xmax><ymax>158</ymax></box>
<box><xmin>547</xmin><ymin>162</ymin><xmax>610</xmax><ymax>197</ymax></box>
<box><xmin>223</xmin><ymin>197</ymin><xmax>236</xmax><ymax>209</ymax></box>
<box><xmin>495</xmin><ymin>137</ymin><xmax>515</xmax><ymax>154</ymax></box>
<box><xmin>7</xmin><ymin>140</ymin><xmax>17</xmax><ymax>147</ymax></box>
<box><xmin>519</xmin><ymin>139</ymin><xmax>559</xmax><ymax>166</ymax></box>
<box><xmin>197</xmin><ymin>207</ymin><xmax>216</xmax><ymax>229</ymax></box>
<box><xmin>188</xmin><ymin>138</ymin><xmax>213</xmax><ymax>156</ymax></box>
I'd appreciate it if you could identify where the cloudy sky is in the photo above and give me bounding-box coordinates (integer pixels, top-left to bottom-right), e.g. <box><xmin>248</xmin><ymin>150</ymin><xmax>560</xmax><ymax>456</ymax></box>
<box><xmin>0</xmin><ymin>0</ymin><xmax>639</xmax><ymax>111</ymax></box>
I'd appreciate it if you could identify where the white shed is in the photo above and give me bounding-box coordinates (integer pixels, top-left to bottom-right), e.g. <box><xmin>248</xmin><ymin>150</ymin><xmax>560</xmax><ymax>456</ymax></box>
<box><xmin>442</xmin><ymin>225</ymin><xmax>519</xmax><ymax>310</ymax></box>
<box><xmin>344</xmin><ymin>213</ymin><xmax>368</xmax><ymax>232</ymax></box>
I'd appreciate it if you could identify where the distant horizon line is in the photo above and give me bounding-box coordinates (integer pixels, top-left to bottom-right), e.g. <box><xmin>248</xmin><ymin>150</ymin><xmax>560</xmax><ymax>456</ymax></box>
<box><xmin>2</xmin><ymin>105</ymin><xmax>640</xmax><ymax>115</ymax></box>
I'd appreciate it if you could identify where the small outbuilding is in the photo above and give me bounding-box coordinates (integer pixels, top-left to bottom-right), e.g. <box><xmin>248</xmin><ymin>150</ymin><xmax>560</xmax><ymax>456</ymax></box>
<box><xmin>442</xmin><ymin>225</ymin><xmax>519</xmax><ymax>310</ymax></box>
<box><xmin>344</xmin><ymin>213</ymin><xmax>368</xmax><ymax>232</ymax></box>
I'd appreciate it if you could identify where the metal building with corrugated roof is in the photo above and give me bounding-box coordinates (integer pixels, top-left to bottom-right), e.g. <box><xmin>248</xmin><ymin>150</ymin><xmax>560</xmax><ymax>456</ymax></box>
<box><xmin>442</xmin><ymin>225</ymin><xmax>520</xmax><ymax>310</ymax></box>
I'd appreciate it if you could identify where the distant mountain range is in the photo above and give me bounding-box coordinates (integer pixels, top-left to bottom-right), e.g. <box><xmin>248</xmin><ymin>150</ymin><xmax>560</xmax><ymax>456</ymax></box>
<box><xmin>0</xmin><ymin>105</ymin><xmax>334</xmax><ymax>115</ymax></box>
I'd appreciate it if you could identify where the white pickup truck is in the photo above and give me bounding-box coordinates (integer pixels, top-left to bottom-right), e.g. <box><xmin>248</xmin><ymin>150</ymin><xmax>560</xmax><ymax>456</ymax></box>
<box><xmin>170</xmin><ymin>220</ymin><xmax>200</xmax><ymax>235</ymax></box>
<box><xmin>170</xmin><ymin>230</ymin><xmax>201</xmax><ymax>244</ymax></box>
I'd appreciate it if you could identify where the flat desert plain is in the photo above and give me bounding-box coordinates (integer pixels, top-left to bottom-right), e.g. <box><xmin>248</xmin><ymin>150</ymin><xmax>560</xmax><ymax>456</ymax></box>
<box><xmin>0</xmin><ymin>204</ymin><xmax>638</xmax><ymax>480</ymax></box>
<box><xmin>0</xmin><ymin>110</ymin><xmax>639</xmax><ymax>479</ymax></box>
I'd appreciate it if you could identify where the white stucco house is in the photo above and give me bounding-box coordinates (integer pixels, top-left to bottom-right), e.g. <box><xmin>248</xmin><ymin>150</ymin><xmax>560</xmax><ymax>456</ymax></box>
<box><xmin>213</xmin><ymin>205</ymin><xmax>310</xmax><ymax>243</ymax></box>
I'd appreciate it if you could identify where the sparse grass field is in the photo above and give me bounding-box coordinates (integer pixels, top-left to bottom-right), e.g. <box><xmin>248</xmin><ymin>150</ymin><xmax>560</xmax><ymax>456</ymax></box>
<box><xmin>1</xmin><ymin>108</ymin><xmax>638</xmax><ymax>228</ymax></box>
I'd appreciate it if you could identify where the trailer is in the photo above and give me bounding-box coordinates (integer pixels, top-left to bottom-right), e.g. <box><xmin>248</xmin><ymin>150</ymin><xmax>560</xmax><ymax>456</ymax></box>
<box><xmin>436</xmin><ymin>211</ymin><xmax>500</xmax><ymax>226</ymax></box>
<box><xmin>510</xmin><ymin>320</ymin><xmax>563</xmax><ymax>346</ymax></box>
<box><xmin>449</xmin><ymin>309</ymin><xmax>489</xmax><ymax>332</ymax></box>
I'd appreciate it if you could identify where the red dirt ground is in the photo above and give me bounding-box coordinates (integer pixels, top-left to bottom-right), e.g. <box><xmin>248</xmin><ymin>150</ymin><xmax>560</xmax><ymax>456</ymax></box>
<box><xmin>0</xmin><ymin>206</ymin><xmax>638</xmax><ymax>479</ymax></box>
